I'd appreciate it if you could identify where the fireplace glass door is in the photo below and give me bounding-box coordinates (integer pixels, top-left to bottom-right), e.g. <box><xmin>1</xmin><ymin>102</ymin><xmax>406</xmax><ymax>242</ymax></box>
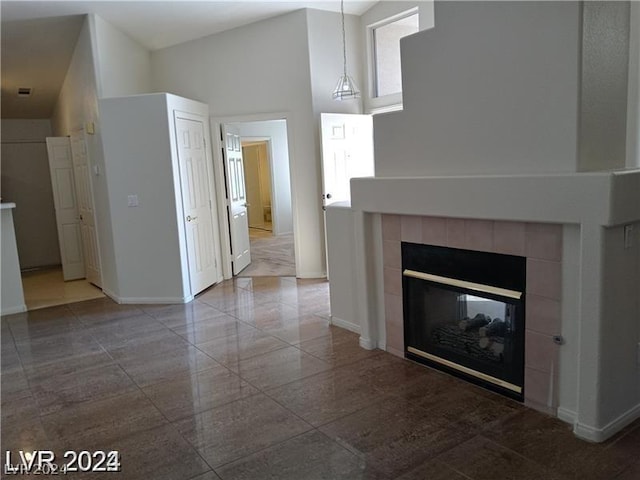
<box><xmin>402</xmin><ymin>243</ymin><xmax>525</xmax><ymax>401</ymax></box>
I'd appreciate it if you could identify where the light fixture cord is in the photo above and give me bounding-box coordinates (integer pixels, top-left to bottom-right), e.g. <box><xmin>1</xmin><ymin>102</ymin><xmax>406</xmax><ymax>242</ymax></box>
<box><xmin>341</xmin><ymin>0</ymin><xmax>347</xmax><ymax>76</ymax></box>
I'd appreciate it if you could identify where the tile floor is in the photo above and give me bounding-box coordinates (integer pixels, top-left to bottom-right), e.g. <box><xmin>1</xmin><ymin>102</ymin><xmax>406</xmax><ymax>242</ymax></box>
<box><xmin>21</xmin><ymin>267</ymin><xmax>105</xmax><ymax>311</ymax></box>
<box><xmin>1</xmin><ymin>276</ymin><xmax>639</xmax><ymax>479</ymax></box>
<box><xmin>237</xmin><ymin>230</ymin><xmax>295</xmax><ymax>277</ymax></box>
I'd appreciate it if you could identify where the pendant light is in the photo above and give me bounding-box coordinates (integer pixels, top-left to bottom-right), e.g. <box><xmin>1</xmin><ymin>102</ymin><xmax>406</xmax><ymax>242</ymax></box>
<box><xmin>332</xmin><ymin>0</ymin><xmax>360</xmax><ymax>100</ymax></box>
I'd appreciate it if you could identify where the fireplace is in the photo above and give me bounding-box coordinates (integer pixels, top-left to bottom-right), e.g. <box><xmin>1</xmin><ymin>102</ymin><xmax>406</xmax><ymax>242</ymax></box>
<box><xmin>402</xmin><ymin>242</ymin><xmax>526</xmax><ymax>401</ymax></box>
<box><xmin>329</xmin><ymin>0</ymin><xmax>640</xmax><ymax>443</ymax></box>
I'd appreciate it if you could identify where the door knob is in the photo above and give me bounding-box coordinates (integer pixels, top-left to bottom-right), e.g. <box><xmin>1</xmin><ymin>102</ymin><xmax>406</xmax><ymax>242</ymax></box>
<box><xmin>326</xmin><ymin>193</ymin><xmax>332</xmax><ymax>199</ymax></box>
<box><xmin>243</xmin><ymin>203</ymin><xmax>250</xmax><ymax>207</ymax></box>
<box><xmin>186</xmin><ymin>215</ymin><xmax>198</xmax><ymax>222</ymax></box>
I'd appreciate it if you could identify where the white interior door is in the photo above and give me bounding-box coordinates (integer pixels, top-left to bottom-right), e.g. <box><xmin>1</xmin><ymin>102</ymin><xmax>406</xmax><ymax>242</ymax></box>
<box><xmin>175</xmin><ymin>115</ymin><xmax>219</xmax><ymax>295</ymax></box>
<box><xmin>320</xmin><ymin>113</ymin><xmax>374</xmax><ymax>207</ymax></box>
<box><xmin>222</xmin><ymin>124</ymin><xmax>251</xmax><ymax>274</ymax></box>
<box><xmin>46</xmin><ymin>137</ymin><xmax>85</xmax><ymax>281</ymax></box>
<box><xmin>69</xmin><ymin>129</ymin><xmax>102</xmax><ymax>287</ymax></box>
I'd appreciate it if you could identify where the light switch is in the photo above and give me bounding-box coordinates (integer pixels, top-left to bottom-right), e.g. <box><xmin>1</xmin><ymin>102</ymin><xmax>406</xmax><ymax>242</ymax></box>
<box><xmin>127</xmin><ymin>195</ymin><xmax>139</xmax><ymax>207</ymax></box>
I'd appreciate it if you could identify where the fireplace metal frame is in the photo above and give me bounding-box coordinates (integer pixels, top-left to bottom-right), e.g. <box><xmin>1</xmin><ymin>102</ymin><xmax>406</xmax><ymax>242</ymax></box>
<box><xmin>402</xmin><ymin>242</ymin><xmax>526</xmax><ymax>401</ymax></box>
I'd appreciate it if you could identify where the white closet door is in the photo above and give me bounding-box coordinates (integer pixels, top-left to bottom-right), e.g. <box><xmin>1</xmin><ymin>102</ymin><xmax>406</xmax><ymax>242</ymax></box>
<box><xmin>46</xmin><ymin>137</ymin><xmax>85</xmax><ymax>280</ymax></box>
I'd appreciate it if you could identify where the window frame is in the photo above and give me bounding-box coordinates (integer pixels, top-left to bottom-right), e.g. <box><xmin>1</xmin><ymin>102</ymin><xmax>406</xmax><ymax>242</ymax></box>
<box><xmin>366</xmin><ymin>7</ymin><xmax>419</xmax><ymax>114</ymax></box>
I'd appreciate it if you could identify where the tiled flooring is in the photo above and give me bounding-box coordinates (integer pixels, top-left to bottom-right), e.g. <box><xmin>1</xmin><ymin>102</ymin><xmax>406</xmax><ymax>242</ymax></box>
<box><xmin>21</xmin><ymin>267</ymin><xmax>105</xmax><ymax>311</ymax></box>
<box><xmin>238</xmin><ymin>230</ymin><xmax>296</xmax><ymax>277</ymax></box>
<box><xmin>1</xmin><ymin>277</ymin><xmax>639</xmax><ymax>479</ymax></box>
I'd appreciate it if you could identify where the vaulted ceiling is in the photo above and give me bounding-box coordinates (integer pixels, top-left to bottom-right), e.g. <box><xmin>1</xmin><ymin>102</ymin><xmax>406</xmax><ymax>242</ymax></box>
<box><xmin>1</xmin><ymin>1</ymin><xmax>376</xmax><ymax>118</ymax></box>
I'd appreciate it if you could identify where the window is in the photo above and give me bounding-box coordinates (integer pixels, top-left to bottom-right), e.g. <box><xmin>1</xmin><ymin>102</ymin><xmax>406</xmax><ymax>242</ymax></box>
<box><xmin>371</xmin><ymin>11</ymin><xmax>419</xmax><ymax>98</ymax></box>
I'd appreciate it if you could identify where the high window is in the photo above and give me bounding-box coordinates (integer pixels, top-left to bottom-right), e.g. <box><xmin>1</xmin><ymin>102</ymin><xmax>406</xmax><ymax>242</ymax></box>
<box><xmin>370</xmin><ymin>10</ymin><xmax>419</xmax><ymax>99</ymax></box>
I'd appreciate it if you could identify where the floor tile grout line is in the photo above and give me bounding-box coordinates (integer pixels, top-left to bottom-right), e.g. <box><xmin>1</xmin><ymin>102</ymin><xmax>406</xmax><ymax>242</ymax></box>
<box><xmin>171</xmin><ymin>394</ymin><xmax>316</xmax><ymax>475</ymax></box>
<box><xmin>209</xmin><ymin>427</ymin><xmax>320</xmax><ymax>473</ymax></box>
<box><xmin>262</xmin><ymin>376</ymin><xmax>396</xmax><ymax>433</ymax></box>
<box><xmin>451</xmin><ymin>433</ymin><xmax>575</xmax><ymax>480</ymax></box>
<box><xmin>430</xmin><ymin>458</ymin><xmax>475</xmax><ymax>480</ymax></box>
<box><xmin>115</xmin><ymin>359</ymin><xmax>223</xmax><ymax>475</ymax></box>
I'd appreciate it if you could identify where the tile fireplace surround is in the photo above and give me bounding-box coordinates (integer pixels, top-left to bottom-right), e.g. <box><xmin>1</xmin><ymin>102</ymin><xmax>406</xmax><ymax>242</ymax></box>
<box><xmin>381</xmin><ymin>215</ymin><xmax>562</xmax><ymax>415</ymax></box>
<box><xmin>339</xmin><ymin>170</ymin><xmax>640</xmax><ymax>443</ymax></box>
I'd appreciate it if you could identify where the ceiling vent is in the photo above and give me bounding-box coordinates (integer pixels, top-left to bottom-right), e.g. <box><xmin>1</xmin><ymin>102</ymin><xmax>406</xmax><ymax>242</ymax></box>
<box><xmin>17</xmin><ymin>87</ymin><xmax>32</xmax><ymax>97</ymax></box>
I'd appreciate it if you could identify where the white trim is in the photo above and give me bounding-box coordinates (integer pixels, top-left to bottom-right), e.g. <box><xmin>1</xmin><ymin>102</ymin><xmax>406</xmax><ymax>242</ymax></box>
<box><xmin>102</xmin><ymin>288</ymin><xmax>193</xmax><ymax>305</ymax></box>
<box><xmin>210</xmin><ymin>112</ymin><xmax>301</xmax><ymax>279</ymax></box>
<box><xmin>118</xmin><ymin>296</ymin><xmax>194</xmax><ymax>304</ymax></box>
<box><xmin>1</xmin><ymin>304</ymin><xmax>27</xmax><ymax>315</ymax></box>
<box><xmin>296</xmin><ymin>271</ymin><xmax>326</xmax><ymax>279</ymax></box>
<box><xmin>557</xmin><ymin>407</ymin><xmax>577</xmax><ymax>425</ymax></box>
<box><xmin>330</xmin><ymin>315</ymin><xmax>360</xmax><ymax>334</ymax></box>
<box><xmin>101</xmin><ymin>287</ymin><xmax>119</xmax><ymax>303</ymax></box>
<box><xmin>365</xmin><ymin>7</ymin><xmax>418</xmax><ymax>112</ymax></box>
<box><xmin>359</xmin><ymin>336</ymin><xmax>375</xmax><ymax>350</ymax></box>
<box><xmin>573</xmin><ymin>403</ymin><xmax>640</xmax><ymax>443</ymax></box>
<box><xmin>369</xmin><ymin>103</ymin><xmax>404</xmax><ymax>115</ymax></box>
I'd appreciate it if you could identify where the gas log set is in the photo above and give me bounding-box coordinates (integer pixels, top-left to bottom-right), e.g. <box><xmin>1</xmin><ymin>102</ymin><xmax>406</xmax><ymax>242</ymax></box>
<box><xmin>433</xmin><ymin>313</ymin><xmax>507</xmax><ymax>363</ymax></box>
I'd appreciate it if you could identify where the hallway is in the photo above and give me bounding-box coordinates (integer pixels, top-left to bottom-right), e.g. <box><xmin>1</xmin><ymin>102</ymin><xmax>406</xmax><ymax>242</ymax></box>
<box><xmin>238</xmin><ymin>228</ymin><xmax>295</xmax><ymax>277</ymax></box>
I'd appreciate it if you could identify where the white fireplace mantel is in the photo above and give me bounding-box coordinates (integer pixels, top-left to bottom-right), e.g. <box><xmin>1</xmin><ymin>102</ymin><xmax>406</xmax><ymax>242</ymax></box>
<box><xmin>338</xmin><ymin>169</ymin><xmax>640</xmax><ymax>443</ymax></box>
<box><xmin>351</xmin><ymin>170</ymin><xmax>640</xmax><ymax>227</ymax></box>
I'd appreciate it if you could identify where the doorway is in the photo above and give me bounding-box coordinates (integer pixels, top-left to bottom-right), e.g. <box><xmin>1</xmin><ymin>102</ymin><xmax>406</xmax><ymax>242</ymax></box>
<box><xmin>242</xmin><ymin>139</ymin><xmax>273</xmax><ymax>232</ymax></box>
<box><xmin>240</xmin><ymin>138</ymin><xmax>294</xmax><ymax>277</ymax></box>
<box><xmin>214</xmin><ymin>116</ymin><xmax>296</xmax><ymax>278</ymax></box>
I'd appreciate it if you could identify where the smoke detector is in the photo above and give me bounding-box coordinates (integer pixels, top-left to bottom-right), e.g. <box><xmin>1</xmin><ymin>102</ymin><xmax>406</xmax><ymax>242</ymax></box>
<box><xmin>17</xmin><ymin>87</ymin><xmax>32</xmax><ymax>97</ymax></box>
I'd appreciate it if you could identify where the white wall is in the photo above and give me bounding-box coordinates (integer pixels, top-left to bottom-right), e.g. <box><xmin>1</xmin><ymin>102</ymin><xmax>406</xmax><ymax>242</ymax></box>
<box><xmin>627</xmin><ymin>1</ymin><xmax>640</xmax><ymax>169</ymax></box>
<box><xmin>232</xmin><ymin>120</ymin><xmax>293</xmax><ymax>235</ymax></box>
<box><xmin>600</xmin><ymin>221</ymin><xmax>640</xmax><ymax>427</ymax></box>
<box><xmin>2</xmin><ymin>120</ymin><xmax>52</xmax><ymax>140</ymax></box>
<box><xmin>0</xmin><ymin>119</ymin><xmax>59</xmax><ymax>269</ymax></box>
<box><xmin>374</xmin><ymin>1</ymin><xmax>582</xmax><ymax>177</ymax></box>
<box><xmin>1</xmin><ymin>206</ymin><xmax>26</xmax><ymax>314</ymax></box>
<box><xmin>51</xmin><ymin>14</ymin><xmax>156</xmax><ymax>296</ymax></box>
<box><xmin>91</xmin><ymin>15</ymin><xmax>151</xmax><ymax>98</ymax></box>
<box><xmin>151</xmin><ymin>10</ymin><xmax>327</xmax><ymax>277</ymax></box>
<box><xmin>579</xmin><ymin>1</ymin><xmax>631</xmax><ymax>172</ymax></box>
<box><xmin>51</xmin><ymin>15</ymin><xmax>116</xmax><ymax>295</ymax></box>
<box><xmin>306</xmin><ymin>9</ymin><xmax>363</xmax><ymax>116</ymax></box>
<box><xmin>325</xmin><ymin>203</ymin><xmax>359</xmax><ymax>333</ymax></box>
<box><xmin>51</xmin><ymin>17</ymin><xmax>99</xmax><ymax>136</ymax></box>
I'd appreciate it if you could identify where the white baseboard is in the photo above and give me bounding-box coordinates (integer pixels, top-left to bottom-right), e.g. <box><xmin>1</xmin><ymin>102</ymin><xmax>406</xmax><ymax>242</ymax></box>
<box><xmin>104</xmin><ymin>290</ymin><xmax>193</xmax><ymax>305</ymax></box>
<box><xmin>330</xmin><ymin>315</ymin><xmax>360</xmax><ymax>334</ymax></box>
<box><xmin>296</xmin><ymin>272</ymin><xmax>327</xmax><ymax>279</ymax></box>
<box><xmin>557</xmin><ymin>407</ymin><xmax>577</xmax><ymax>425</ymax></box>
<box><xmin>573</xmin><ymin>403</ymin><xmax>640</xmax><ymax>443</ymax></box>
<box><xmin>101</xmin><ymin>288</ymin><xmax>119</xmax><ymax>303</ymax></box>
<box><xmin>359</xmin><ymin>336</ymin><xmax>375</xmax><ymax>350</ymax></box>
<box><xmin>1</xmin><ymin>304</ymin><xmax>27</xmax><ymax>315</ymax></box>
